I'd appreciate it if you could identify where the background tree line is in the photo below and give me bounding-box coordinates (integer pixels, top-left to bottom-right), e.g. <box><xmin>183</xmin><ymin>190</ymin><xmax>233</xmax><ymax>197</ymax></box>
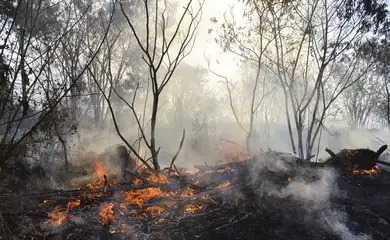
<box><xmin>0</xmin><ymin>0</ymin><xmax>389</xmax><ymax>174</ymax></box>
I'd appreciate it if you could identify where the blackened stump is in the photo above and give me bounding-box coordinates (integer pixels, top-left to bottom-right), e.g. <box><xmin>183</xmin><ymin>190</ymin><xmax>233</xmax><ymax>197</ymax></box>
<box><xmin>99</xmin><ymin>145</ymin><xmax>137</xmax><ymax>184</ymax></box>
<box><xmin>116</xmin><ymin>145</ymin><xmax>136</xmax><ymax>183</ymax></box>
<box><xmin>325</xmin><ymin>145</ymin><xmax>388</xmax><ymax>173</ymax></box>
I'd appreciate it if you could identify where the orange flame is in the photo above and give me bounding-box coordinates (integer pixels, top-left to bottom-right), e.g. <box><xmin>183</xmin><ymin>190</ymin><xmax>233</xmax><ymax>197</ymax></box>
<box><xmin>124</xmin><ymin>173</ymin><xmax>171</xmax><ymax>207</ymax></box>
<box><xmin>185</xmin><ymin>203</ymin><xmax>202</xmax><ymax>212</ymax></box>
<box><xmin>353</xmin><ymin>165</ymin><xmax>380</xmax><ymax>176</ymax></box>
<box><xmin>216</xmin><ymin>181</ymin><xmax>231</xmax><ymax>189</ymax></box>
<box><xmin>93</xmin><ymin>156</ymin><xmax>106</xmax><ymax>180</ymax></box>
<box><xmin>145</xmin><ymin>206</ymin><xmax>164</xmax><ymax>215</ymax></box>
<box><xmin>87</xmin><ymin>156</ymin><xmax>116</xmax><ymax>189</ymax></box>
<box><xmin>48</xmin><ymin>205</ymin><xmax>67</xmax><ymax>225</ymax></box>
<box><xmin>99</xmin><ymin>202</ymin><xmax>115</xmax><ymax>225</ymax></box>
<box><xmin>68</xmin><ymin>200</ymin><xmax>81</xmax><ymax>208</ymax></box>
<box><xmin>47</xmin><ymin>200</ymin><xmax>80</xmax><ymax>225</ymax></box>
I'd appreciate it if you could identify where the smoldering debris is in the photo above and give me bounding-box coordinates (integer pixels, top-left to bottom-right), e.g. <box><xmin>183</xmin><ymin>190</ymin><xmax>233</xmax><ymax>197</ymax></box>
<box><xmin>1</xmin><ymin>150</ymin><xmax>390</xmax><ymax>239</ymax></box>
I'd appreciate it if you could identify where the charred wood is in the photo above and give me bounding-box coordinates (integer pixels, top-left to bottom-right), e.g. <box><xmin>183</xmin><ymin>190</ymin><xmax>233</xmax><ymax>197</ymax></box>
<box><xmin>324</xmin><ymin>145</ymin><xmax>388</xmax><ymax>172</ymax></box>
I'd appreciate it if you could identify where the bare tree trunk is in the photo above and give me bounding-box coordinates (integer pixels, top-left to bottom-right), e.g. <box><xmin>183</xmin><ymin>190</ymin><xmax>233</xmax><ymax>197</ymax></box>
<box><xmin>19</xmin><ymin>33</ymin><xmax>29</xmax><ymax>116</ymax></box>
<box><xmin>55</xmin><ymin>125</ymin><xmax>69</xmax><ymax>171</ymax></box>
<box><xmin>247</xmin><ymin>62</ymin><xmax>262</xmax><ymax>153</ymax></box>
<box><xmin>70</xmin><ymin>86</ymin><xmax>78</xmax><ymax>122</ymax></box>
<box><xmin>0</xmin><ymin>55</ymin><xmax>9</xmax><ymax>109</ymax></box>
<box><xmin>150</xmin><ymin>94</ymin><xmax>160</xmax><ymax>171</ymax></box>
<box><xmin>385</xmin><ymin>75</ymin><xmax>390</xmax><ymax>129</ymax></box>
<box><xmin>281</xmin><ymin>85</ymin><xmax>296</xmax><ymax>154</ymax></box>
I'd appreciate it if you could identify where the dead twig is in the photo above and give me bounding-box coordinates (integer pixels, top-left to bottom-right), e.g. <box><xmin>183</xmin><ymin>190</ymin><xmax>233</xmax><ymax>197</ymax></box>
<box><xmin>170</xmin><ymin>129</ymin><xmax>186</xmax><ymax>171</ymax></box>
<box><xmin>125</xmin><ymin>169</ymin><xmax>149</xmax><ymax>183</ymax></box>
<box><xmin>325</xmin><ymin>147</ymin><xmax>336</xmax><ymax>157</ymax></box>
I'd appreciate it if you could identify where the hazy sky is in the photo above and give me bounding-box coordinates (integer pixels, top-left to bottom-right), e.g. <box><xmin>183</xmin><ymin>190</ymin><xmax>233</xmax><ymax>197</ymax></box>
<box><xmin>183</xmin><ymin>0</ymin><xmax>242</xmax><ymax>81</ymax></box>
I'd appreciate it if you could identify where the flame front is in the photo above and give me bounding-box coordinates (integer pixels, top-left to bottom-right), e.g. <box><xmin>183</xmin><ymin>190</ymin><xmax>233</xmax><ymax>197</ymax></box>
<box><xmin>353</xmin><ymin>165</ymin><xmax>380</xmax><ymax>176</ymax></box>
<box><xmin>46</xmin><ymin>153</ymin><xmax>244</xmax><ymax>226</ymax></box>
<box><xmin>46</xmin><ymin>200</ymin><xmax>80</xmax><ymax>225</ymax></box>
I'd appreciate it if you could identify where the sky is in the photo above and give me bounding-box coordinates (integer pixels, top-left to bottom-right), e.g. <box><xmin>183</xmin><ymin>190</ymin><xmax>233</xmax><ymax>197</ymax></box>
<box><xmin>183</xmin><ymin>0</ymin><xmax>243</xmax><ymax>81</ymax></box>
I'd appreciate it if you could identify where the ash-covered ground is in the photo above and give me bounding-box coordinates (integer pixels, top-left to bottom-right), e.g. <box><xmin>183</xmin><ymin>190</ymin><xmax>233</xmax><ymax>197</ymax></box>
<box><xmin>1</xmin><ymin>153</ymin><xmax>389</xmax><ymax>240</ymax></box>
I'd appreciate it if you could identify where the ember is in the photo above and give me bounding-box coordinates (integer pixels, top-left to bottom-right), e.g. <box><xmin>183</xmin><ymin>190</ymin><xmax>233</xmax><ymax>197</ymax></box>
<box><xmin>145</xmin><ymin>206</ymin><xmax>164</xmax><ymax>215</ymax></box>
<box><xmin>353</xmin><ymin>164</ymin><xmax>381</xmax><ymax>176</ymax></box>
<box><xmin>185</xmin><ymin>203</ymin><xmax>202</xmax><ymax>212</ymax></box>
<box><xmin>3</xmin><ymin>148</ymin><xmax>390</xmax><ymax>239</ymax></box>
<box><xmin>216</xmin><ymin>181</ymin><xmax>232</xmax><ymax>188</ymax></box>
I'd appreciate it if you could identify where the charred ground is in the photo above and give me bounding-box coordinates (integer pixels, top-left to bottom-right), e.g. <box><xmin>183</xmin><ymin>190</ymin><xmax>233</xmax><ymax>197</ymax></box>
<box><xmin>0</xmin><ymin>149</ymin><xmax>389</xmax><ymax>240</ymax></box>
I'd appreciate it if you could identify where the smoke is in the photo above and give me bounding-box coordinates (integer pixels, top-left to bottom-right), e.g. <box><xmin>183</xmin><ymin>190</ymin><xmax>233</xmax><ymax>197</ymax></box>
<box><xmin>47</xmin><ymin>0</ymin><xmax>387</xmax><ymax>238</ymax></box>
<box><xmin>322</xmin><ymin>209</ymin><xmax>371</xmax><ymax>240</ymax></box>
<box><xmin>279</xmin><ymin>169</ymin><xmax>337</xmax><ymax>206</ymax></box>
<box><xmin>256</xmin><ymin>165</ymin><xmax>371</xmax><ymax>240</ymax></box>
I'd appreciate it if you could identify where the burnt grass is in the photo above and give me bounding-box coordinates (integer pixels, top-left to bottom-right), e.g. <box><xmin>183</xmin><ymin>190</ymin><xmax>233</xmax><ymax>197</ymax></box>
<box><xmin>1</xmin><ymin>155</ymin><xmax>390</xmax><ymax>240</ymax></box>
<box><xmin>142</xmin><ymin>162</ymin><xmax>390</xmax><ymax>240</ymax></box>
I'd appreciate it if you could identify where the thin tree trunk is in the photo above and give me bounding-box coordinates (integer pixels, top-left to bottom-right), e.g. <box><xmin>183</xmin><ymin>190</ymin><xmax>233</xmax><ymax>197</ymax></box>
<box><xmin>247</xmin><ymin>61</ymin><xmax>262</xmax><ymax>153</ymax></box>
<box><xmin>19</xmin><ymin>33</ymin><xmax>29</xmax><ymax>116</ymax></box>
<box><xmin>150</xmin><ymin>93</ymin><xmax>160</xmax><ymax>171</ymax></box>
<box><xmin>384</xmin><ymin>77</ymin><xmax>390</xmax><ymax>129</ymax></box>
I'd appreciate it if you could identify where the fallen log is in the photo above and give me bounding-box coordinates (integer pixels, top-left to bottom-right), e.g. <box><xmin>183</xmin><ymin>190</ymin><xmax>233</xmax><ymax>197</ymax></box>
<box><xmin>0</xmin><ymin>182</ymin><xmax>179</xmax><ymax>201</ymax></box>
<box><xmin>0</xmin><ymin>211</ymin><xmax>49</xmax><ymax>218</ymax></box>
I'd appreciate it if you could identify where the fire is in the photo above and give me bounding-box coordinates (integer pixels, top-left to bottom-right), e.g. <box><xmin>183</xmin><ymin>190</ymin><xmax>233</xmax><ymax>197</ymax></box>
<box><xmin>99</xmin><ymin>202</ymin><xmax>115</xmax><ymax>225</ymax></box>
<box><xmin>216</xmin><ymin>181</ymin><xmax>232</xmax><ymax>189</ymax></box>
<box><xmin>68</xmin><ymin>200</ymin><xmax>81</xmax><ymax>208</ymax></box>
<box><xmin>125</xmin><ymin>190</ymin><xmax>147</xmax><ymax>205</ymax></box>
<box><xmin>47</xmin><ymin>200</ymin><xmax>80</xmax><ymax>225</ymax></box>
<box><xmin>48</xmin><ymin>205</ymin><xmax>67</xmax><ymax>225</ymax></box>
<box><xmin>124</xmin><ymin>173</ymin><xmax>170</xmax><ymax>206</ymax></box>
<box><xmin>353</xmin><ymin>165</ymin><xmax>380</xmax><ymax>176</ymax></box>
<box><xmin>93</xmin><ymin>156</ymin><xmax>106</xmax><ymax>180</ymax></box>
<box><xmin>182</xmin><ymin>186</ymin><xmax>197</xmax><ymax>196</ymax></box>
<box><xmin>87</xmin><ymin>156</ymin><xmax>116</xmax><ymax>189</ymax></box>
<box><xmin>146</xmin><ymin>173</ymin><xmax>170</xmax><ymax>184</ymax></box>
<box><xmin>48</xmin><ymin>159</ymin><xmax>221</xmax><ymax>227</ymax></box>
<box><xmin>145</xmin><ymin>206</ymin><xmax>164</xmax><ymax>215</ymax></box>
<box><xmin>185</xmin><ymin>203</ymin><xmax>202</xmax><ymax>212</ymax></box>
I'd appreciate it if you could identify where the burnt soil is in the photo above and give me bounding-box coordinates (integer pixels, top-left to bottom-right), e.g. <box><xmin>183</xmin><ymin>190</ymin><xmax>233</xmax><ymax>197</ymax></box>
<box><xmin>1</xmin><ymin>156</ymin><xmax>390</xmax><ymax>240</ymax></box>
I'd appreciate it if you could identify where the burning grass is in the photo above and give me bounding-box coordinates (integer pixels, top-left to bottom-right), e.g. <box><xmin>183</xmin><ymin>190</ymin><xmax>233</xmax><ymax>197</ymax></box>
<box><xmin>46</xmin><ymin>200</ymin><xmax>81</xmax><ymax>226</ymax></box>
<box><xmin>44</xmin><ymin>155</ymin><xmax>233</xmax><ymax>227</ymax></box>
<box><xmin>2</xmin><ymin>149</ymin><xmax>390</xmax><ymax>239</ymax></box>
<box><xmin>39</xmin><ymin>152</ymin><xmax>285</xmax><ymax>232</ymax></box>
<box><xmin>99</xmin><ymin>202</ymin><xmax>115</xmax><ymax>225</ymax></box>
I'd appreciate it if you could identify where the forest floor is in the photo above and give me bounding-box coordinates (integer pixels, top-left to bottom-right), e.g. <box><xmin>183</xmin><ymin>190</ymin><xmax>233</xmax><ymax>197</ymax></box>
<box><xmin>0</xmin><ymin>151</ymin><xmax>389</xmax><ymax>240</ymax></box>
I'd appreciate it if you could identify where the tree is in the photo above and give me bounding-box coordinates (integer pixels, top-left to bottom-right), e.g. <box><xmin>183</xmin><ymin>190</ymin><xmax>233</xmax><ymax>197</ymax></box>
<box><xmin>94</xmin><ymin>0</ymin><xmax>204</xmax><ymax>172</ymax></box>
<box><xmin>208</xmin><ymin>2</ymin><xmax>275</xmax><ymax>153</ymax></box>
<box><xmin>358</xmin><ymin>39</ymin><xmax>390</xmax><ymax>128</ymax></box>
<box><xmin>225</xmin><ymin>0</ymin><xmax>379</xmax><ymax>160</ymax></box>
<box><xmin>163</xmin><ymin>63</ymin><xmax>223</xmax><ymax>158</ymax></box>
<box><xmin>0</xmin><ymin>0</ymin><xmax>115</xmax><ymax>170</ymax></box>
<box><xmin>341</xmin><ymin>53</ymin><xmax>379</xmax><ymax>128</ymax></box>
